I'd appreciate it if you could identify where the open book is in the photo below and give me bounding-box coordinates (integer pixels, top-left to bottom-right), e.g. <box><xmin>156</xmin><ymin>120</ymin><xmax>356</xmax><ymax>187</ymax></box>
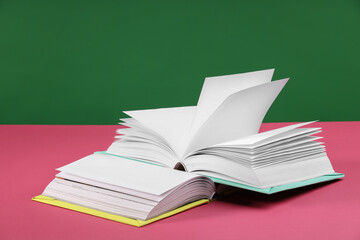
<box><xmin>33</xmin><ymin>69</ymin><xmax>343</xmax><ymax>226</ymax></box>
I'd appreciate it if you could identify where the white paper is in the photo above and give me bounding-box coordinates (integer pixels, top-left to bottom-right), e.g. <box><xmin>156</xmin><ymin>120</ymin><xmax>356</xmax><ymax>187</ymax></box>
<box><xmin>188</xmin><ymin>69</ymin><xmax>275</xmax><ymax>140</ymax></box>
<box><xmin>254</xmin><ymin>154</ymin><xmax>334</xmax><ymax>188</ymax></box>
<box><xmin>124</xmin><ymin>106</ymin><xmax>196</xmax><ymax>158</ymax></box>
<box><xmin>214</xmin><ymin>121</ymin><xmax>317</xmax><ymax>147</ymax></box>
<box><xmin>57</xmin><ymin>153</ymin><xmax>199</xmax><ymax>195</ymax></box>
<box><xmin>185</xmin><ymin>79</ymin><xmax>289</xmax><ymax>154</ymax></box>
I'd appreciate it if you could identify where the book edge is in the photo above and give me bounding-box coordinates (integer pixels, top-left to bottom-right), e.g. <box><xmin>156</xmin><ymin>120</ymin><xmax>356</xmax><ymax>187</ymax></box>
<box><xmin>209</xmin><ymin>173</ymin><xmax>344</xmax><ymax>194</ymax></box>
<box><xmin>95</xmin><ymin>152</ymin><xmax>344</xmax><ymax>194</ymax></box>
<box><xmin>32</xmin><ymin>195</ymin><xmax>209</xmax><ymax>227</ymax></box>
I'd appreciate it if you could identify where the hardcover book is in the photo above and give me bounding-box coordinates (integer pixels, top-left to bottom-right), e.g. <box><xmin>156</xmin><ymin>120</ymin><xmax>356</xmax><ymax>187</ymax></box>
<box><xmin>33</xmin><ymin>69</ymin><xmax>344</xmax><ymax>226</ymax></box>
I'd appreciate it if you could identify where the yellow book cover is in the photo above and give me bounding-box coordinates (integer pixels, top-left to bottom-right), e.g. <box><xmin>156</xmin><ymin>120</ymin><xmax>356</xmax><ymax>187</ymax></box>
<box><xmin>32</xmin><ymin>195</ymin><xmax>209</xmax><ymax>227</ymax></box>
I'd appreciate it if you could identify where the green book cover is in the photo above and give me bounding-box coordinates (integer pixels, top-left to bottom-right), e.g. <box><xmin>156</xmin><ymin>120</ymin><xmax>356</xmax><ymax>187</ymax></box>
<box><xmin>96</xmin><ymin>151</ymin><xmax>344</xmax><ymax>194</ymax></box>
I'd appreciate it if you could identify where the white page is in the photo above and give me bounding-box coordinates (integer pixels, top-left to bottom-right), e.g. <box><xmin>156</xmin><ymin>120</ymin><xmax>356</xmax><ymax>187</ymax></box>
<box><xmin>254</xmin><ymin>154</ymin><xmax>334</xmax><ymax>188</ymax></box>
<box><xmin>252</xmin><ymin>148</ymin><xmax>326</xmax><ymax>165</ymax></box>
<box><xmin>123</xmin><ymin>106</ymin><xmax>196</xmax><ymax>158</ymax></box>
<box><xmin>114</xmin><ymin>127</ymin><xmax>169</xmax><ymax>149</ymax></box>
<box><xmin>43</xmin><ymin>186</ymin><xmax>150</xmax><ymax>220</ymax></box>
<box><xmin>116</xmin><ymin>118</ymin><xmax>173</xmax><ymax>151</ymax></box>
<box><xmin>56</xmin><ymin>172</ymin><xmax>163</xmax><ymax>202</ymax></box>
<box><xmin>185</xmin><ymin>79</ymin><xmax>289</xmax><ymax>154</ymax></box>
<box><xmin>253</xmin><ymin>141</ymin><xmax>323</xmax><ymax>158</ymax></box>
<box><xmin>107</xmin><ymin>142</ymin><xmax>177</xmax><ymax>167</ymax></box>
<box><xmin>252</xmin><ymin>129</ymin><xmax>321</xmax><ymax>150</ymax></box>
<box><xmin>47</xmin><ymin>179</ymin><xmax>156</xmax><ymax>211</ymax></box>
<box><xmin>57</xmin><ymin>153</ymin><xmax>199</xmax><ymax>195</ymax></box>
<box><xmin>185</xmin><ymin>154</ymin><xmax>261</xmax><ymax>186</ymax></box>
<box><xmin>202</xmin><ymin>136</ymin><xmax>321</xmax><ymax>156</ymax></box>
<box><xmin>214</xmin><ymin>121</ymin><xmax>317</xmax><ymax>147</ymax></box>
<box><xmin>188</xmin><ymin>69</ymin><xmax>275</xmax><ymax>142</ymax></box>
<box><xmin>119</xmin><ymin>118</ymin><xmax>133</xmax><ymax>125</ymax></box>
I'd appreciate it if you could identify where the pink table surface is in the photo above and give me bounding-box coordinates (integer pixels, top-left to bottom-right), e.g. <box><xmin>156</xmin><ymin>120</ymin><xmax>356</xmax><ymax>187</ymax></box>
<box><xmin>1</xmin><ymin>122</ymin><xmax>359</xmax><ymax>240</ymax></box>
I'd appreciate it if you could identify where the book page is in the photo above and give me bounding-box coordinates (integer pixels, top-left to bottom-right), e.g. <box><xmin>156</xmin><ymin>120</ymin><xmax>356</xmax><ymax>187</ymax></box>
<box><xmin>187</xmin><ymin>69</ymin><xmax>274</xmax><ymax>143</ymax></box>
<box><xmin>57</xmin><ymin>153</ymin><xmax>200</xmax><ymax>195</ymax></box>
<box><xmin>56</xmin><ymin>171</ymin><xmax>164</xmax><ymax>201</ymax></box>
<box><xmin>254</xmin><ymin>154</ymin><xmax>335</xmax><ymax>188</ymax></box>
<box><xmin>213</xmin><ymin>121</ymin><xmax>316</xmax><ymax>147</ymax></box>
<box><xmin>185</xmin><ymin>79</ymin><xmax>288</xmax><ymax>155</ymax></box>
<box><xmin>123</xmin><ymin>106</ymin><xmax>196</xmax><ymax>159</ymax></box>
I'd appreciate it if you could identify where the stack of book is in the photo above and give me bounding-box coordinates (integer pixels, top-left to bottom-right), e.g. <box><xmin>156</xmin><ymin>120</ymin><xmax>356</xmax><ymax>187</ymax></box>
<box><xmin>33</xmin><ymin>69</ymin><xmax>343</xmax><ymax>227</ymax></box>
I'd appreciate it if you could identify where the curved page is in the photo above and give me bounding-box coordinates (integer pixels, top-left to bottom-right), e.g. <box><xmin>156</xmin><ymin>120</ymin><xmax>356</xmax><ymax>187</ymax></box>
<box><xmin>57</xmin><ymin>153</ymin><xmax>200</xmax><ymax>195</ymax></box>
<box><xmin>188</xmin><ymin>69</ymin><xmax>274</xmax><ymax>140</ymax></box>
<box><xmin>123</xmin><ymin>106</ymin><xmax>196</xmax><ymax>158</ymax></box>
<box><xmin>186</xmin><ymin>79</ymin><xmax>288</xmax><ymax>154</ymax></box>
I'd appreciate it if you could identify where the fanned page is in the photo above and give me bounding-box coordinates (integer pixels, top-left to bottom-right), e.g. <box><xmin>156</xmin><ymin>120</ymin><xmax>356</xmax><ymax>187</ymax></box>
<box><xmin>43</xmin><ymin>153</ymin><xmax>215</xmax><ymax>221</ymax></box>
<box><xmin>105</xmin><ymin>69</ymin><xmax>342</xmax><ymax>190</ymax></box>
<box><xmin>56</xmin><ymin>153</ymin><xmax>197</xmax><ymax>195</ymax></box>
<box><xmin>185</xmin><ymin>78</ymin><xmax>288</xmax><ymax>154</ymax></box>
<box><xmin>187</xmin><ymin>69</ymin><xmax>275</xmax><ymax>147</ymax></box>
<box><xmin>183</xmin><ymin>122</ymin><xmax>335</xmax><ymax>188</ymax></box>
<box><xmin>123</xmin><ymin>106</ymin><xmax>196</xmax><ymax>159</ymax></box>
<box><xmin>107</xmin><ymin>106</ymin><xmax>196</xmax><ymax>168</ymax></box>
<box><xmin>107</xmin><ymin>69</ymin><xmax>285</xmax><ymax>166</ymax></box>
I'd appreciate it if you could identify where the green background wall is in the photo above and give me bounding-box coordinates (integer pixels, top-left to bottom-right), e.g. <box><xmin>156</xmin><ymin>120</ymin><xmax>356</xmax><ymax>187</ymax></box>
<box><xmin>1</xmin><ymin>0</ymin><xmax>359</xmax><ymax>125</ymax></box>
